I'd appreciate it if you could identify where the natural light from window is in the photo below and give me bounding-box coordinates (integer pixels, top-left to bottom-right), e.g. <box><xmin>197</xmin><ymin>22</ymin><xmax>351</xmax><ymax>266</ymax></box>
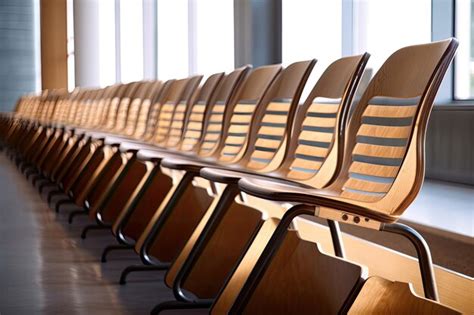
<box><xmin>454</xmin><ymin>0</ymin><xmax>474</xmax><ymax>100</ymax></box>
<box><xmin>120</xmin><ymin>0</ymin><xmax>144</xmax><ymax>83</ymax></box>
<box><xmin>157</xmin><ymin>0</ymin><xmax>189</xmax><ymax>80</ymax></box>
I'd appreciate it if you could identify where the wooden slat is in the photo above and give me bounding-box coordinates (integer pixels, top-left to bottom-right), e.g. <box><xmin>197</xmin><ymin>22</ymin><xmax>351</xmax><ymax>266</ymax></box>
<box><xmin>364</xmin><ymin>104</ymin><xmax>418</xmax><ymax>118</ymax></box>
<box><xmin>251</xmin><ymin>150</ymin><xmax>276</xmax><ymax>160</ymax></box>
<box><xmin>234</xmin><ymin>103</ymin><xmax>257</xmax><ymax>113</ymax></box>
<box><xmin>344</xmin><ymin>177</ymin><xmax>392</xmax><ymax>193</ymax></box>
<box><xmin>229</xmin><ymin>124</ymin><xmax>250</xmax><ymax>134</ymax></box>
<box><xmin>230</xmin><ymin>115</ymin><xmax>252</xmax><ymax>124</ymax></box>
<box><xmin>307</xmin><ymin>103</ymin><xmax>339</xmax><ymax>114</ymax></box>
<box><xmin>261</xmin><ymin>114</ymin><xmax>288</xmax><ymax>124</ymax></box>
<box><xmin>357</xmin><ymin>124</ymin><xmax>412</xmax><ymax>139</ymax></box>
<box><xmin>299</xmin><ymin>130</ymin><xmax>334</xmax><ymax>143</ymax></box>
<box><xmin>295</xmin><ymin>144</ymin><xmax>329</xmax><ymax>158</ymax></box>
<box><xmin>255</xmin><ymin>138</ymin><xmax>282</xmax><ymax>149</ymax></box>
<box><xmin>348</xmin><ymin>161</ymin><xmax>399</xmax><ymax>178</ymax></box>
<box><xmin>290</xmin><ymin>158</ymin><xmax>323</xmax><ymax>172</ymax></box>
<box><xmin>303</xmin><ymin>116</ymin><xmax>337</xmax><ymax>128</ymax></box>
<box><xmin>266</xmin><ymin>102</ymin><xmax>291</xmax><ymax>111</ymax></box>
<box><xmin>353</xmin><ymin>143</ymin><xmax>406</xmax><ymax>159</ymax></box>
<box><xmin>257</xmin><ymin>126</ymin><xmax>286</xmax><ymax>136</ymax></box>
<box><xmin>340</xmin><ymin>190</ymin><xmax>383</xmax><ymax>202</ymax></box>
<box><xmin>225</xmin><ymin>136</ymin><xmax>246</xmax><ymax>145</ymax></box>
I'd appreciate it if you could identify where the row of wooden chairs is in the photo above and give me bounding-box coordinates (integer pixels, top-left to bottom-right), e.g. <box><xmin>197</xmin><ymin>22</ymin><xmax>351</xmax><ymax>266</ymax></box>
<box><xmin>0</xmin><ymin>38</ymin><xmax>462</xmax><ymax>314</ymax></box>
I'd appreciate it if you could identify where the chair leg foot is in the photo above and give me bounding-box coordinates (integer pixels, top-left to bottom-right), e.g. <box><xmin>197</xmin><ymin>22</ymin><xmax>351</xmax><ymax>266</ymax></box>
<box><xmin>68</xmin><ymin>209</ymin><xmax>87</xmax><ymax>224</ymax></box>
<box><xmin>101</xmin><ymin>244</ymin><xmax>133</xmax><ymax>263</ymax></box>
<box><xmin>55</xmin><ymin>199</ymin><xmax>74</xmax><ymax>213</ymax></box>
<box><xmin>80</xmin><ymin>224</ymin><xmax>110</xmax><ymax>239</ymax></box>
<box><xmin>150</xmin><ymin>300</ymin><xmax>212</xmax><ymax>315</ymax></box>
<box><xmin>38</xmin><ymin>181</ymin><xmax>55</xmax><ymax>193</ymax></box>
<box><xmin>119</xmin><ymin>264</ymin><xmax>169</xmax><ymax>285</ymax></box>
<box><xmin>47</xmin><ymin>190</ymin><xmax>63</xmax><ymax>204</ymax></box>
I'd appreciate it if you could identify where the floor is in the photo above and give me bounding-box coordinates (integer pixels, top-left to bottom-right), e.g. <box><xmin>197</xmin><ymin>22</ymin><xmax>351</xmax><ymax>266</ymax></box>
<box><xmin>0</xmin><ymin>154</ymin><xmax>174</xmax><ymax>315</ymax></box>
<box><xmin>0</xmin><ymin>151</ymin><xmax>472</xmax><ymax>314</ymax></box>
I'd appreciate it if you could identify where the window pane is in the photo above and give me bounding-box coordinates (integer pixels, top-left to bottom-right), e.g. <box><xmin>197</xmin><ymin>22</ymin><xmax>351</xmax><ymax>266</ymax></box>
<box><xmin>98</xmin><ymin>0</ymin><xmax>116</xmax><ymax>87</ymax></box>
<box><xmin>282</xmin><ymin>0</ymin><xmax>342</xmax><ymax>98</ymax></box>
<box><xmin>157</xmin><ymin>0</ymin><xmax>189</xmax><ymax>79</ymax></box>
<box><xmin>195</xmin><ymin>0</ymin><xmax>234</xmax><ymax>74</ymax></box>
<box><xmin>120</xmin><ymin>0</ymin><xmax>144</xmax><ymax>83</ymax></box>
<box><xmin>353</xmin><ymin>0</ymin><xmax>431</xmax><ymax>73</ymax></box>
<box><xmin>454</xmin><ymin>0</ymin><xmax>474</xmax><ymax>99</ymax></box>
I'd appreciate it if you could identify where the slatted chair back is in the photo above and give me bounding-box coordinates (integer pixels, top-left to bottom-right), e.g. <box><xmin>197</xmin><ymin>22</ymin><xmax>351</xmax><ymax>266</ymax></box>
<box><xmin>80</xmin><ymin>88</ymin><xmax>104</xmax><ymax>127</ymax></box>
<box><xmin>122</xmin><ymin>81</ymin><xmax>158</xmax><ymax>136</ymax></box>
<box><xmin>112</xmin><ymin>82</ymin><xmax>141</xmax><ymax>133</ymax></box>
<box><xmin>236</xmin><ymin>60</ymin><xmax>316</xmax><ymax>172</ymax></box>
<box><xmin>141</xmin><ymin>80</ymin><xmax>175</xmax><ymax>141</ymax></box>
<box><xmin>150</xmin><ymin>76</ymin><xmax>202</xmax><ymax>146</ymax></box>
<box><xmin>196</xmin><ymin>66</ymin><xmax>251</xmax><ymax>157</ymax></box>
<box><xmin>177</xmin><ymin>72</ymin><xmax>226</xmax><ymax>152</ymax></box>
<box><xmin>329</xmin><ymin>39</ymin><xmax>458</xmax><ymax>220</ymax></box>
<box><xmin>132</xmin><ymin>80</ymin><xmax>164</xmax><ymax>139</ymax></box>
<box><xmin>93</xmin><ymin>84</ymin><xmax>120</xmax><ymax>128</ymax></box>
<box><xmin>162</xmin><ymin>76</ymin><xmax>207</xmax><ymax>148</ymax></box>
<box><xmin>348</xmin><ymin>277</ymin><xmax>461</xmax><ymax>314</ymax></box>
<box><xmin>212</xmin><ymin>65</ymin><xmax>282</xmax><ymax>163</ymax></box>
<box><xmin>271</xmin><ymin>54</ymin><xmax>370</xmax><ymax>188</ymax></box>
<box><xmin>103</xmin><ymin>83</ymin><xmax>131</xmax><ymax>130</ymax></box>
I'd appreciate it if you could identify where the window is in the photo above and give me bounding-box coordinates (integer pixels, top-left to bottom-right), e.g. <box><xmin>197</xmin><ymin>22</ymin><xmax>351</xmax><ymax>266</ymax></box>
<box><xmin>282</xmin><ymin>0</ymin><xmax>342</xmax><ymax>99</ymax></box>
<box><xmin>454</xmin><ymin>0</ymin><xmax>474</xmax><ymax>100</ymax></box>
<box><xmin>194</xmin><ymin>0</ymin><xmax>234</xmax><ymax>74</ymax></box>
<box><xmin>157</xmin><ymin>0</ymin><xmax>189</xmax><ymax>79</ymax></box>
<box><xmin>119</xmin><ymin>0</ymin><xmax>144</xmax><ymax>83</ymax></box>
<box><xmin>98</xmin><ymin>0</ymin><xmax>116</xmax><ymax>87</ymax></box>
<box><xmin>353</xmin><ymin>0</ymin><xmax>431</xmax><ymax>73</ymax></box>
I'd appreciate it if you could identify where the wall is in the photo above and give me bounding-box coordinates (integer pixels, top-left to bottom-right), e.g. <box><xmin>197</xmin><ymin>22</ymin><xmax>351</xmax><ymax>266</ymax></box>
<box><xmin>0</xmin><ymin>0</ymin><xmax>38</xmax><ymax>112</ymax></box>
<box><xmin>425</xmin><ymin>106</ymin><xmax>474</xmax><ymax>185</ymax></box>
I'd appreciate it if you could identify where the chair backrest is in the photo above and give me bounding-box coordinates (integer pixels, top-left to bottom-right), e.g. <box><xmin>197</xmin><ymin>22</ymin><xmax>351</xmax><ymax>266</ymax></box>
<box><xmin>178</xmin><ymin>72</ymin><xmax>225</xmax><ymax>152</ymax></box>
<box><xmin>237</xmin><ymin>60</ymin><xmax>316</xmax><ymax>172</ymax></box>
<box><xmin>197</xmin><ymin>66</ymin><xmax>252</xmax><ymax>157</ymax></box>
<box><xmin>333</xmin><ymin>39</ymin><xmax>458</xmax><ymax>218</ymax></box>
<box><xmin>348</xmin><ymin>277</ymin><xmax>461</xmax><ymax>314</ymax></box>
<box><xmin>142</xmin><ymin>79</ymin><xmax>175</xmax><ymax>141</ymax></box>
<box><xmin>103</xmin><ymin>83</ymin><xmax>132</xmax><ymax>129</ymax></box>
<box><xmin>151</xmin><ymin>76</ymin><xmax>202</xmax><ymax>145</ymax></box>
<box><xmin>132</xmin><ymin>80</ymin><xmax>164</xmax><ymax>139</ymax></box>
<box><xmin>213</xmin><ymin>65</ymin><xmax>282</xmax><ymax>163</ymax></box>
<box><xmin>275</xmin><ymin>54</ymin><xmax>370</xmax><ymax>188</ymax></box>
<box><xmin>122</xmin><ymin>81</ymin><xmax>155</xmax><ymax>135</ymax></box>
<box><xmin>113</xmin><ymin>81</ymin><xmax>141</xmax><ymax>132</ymax></box>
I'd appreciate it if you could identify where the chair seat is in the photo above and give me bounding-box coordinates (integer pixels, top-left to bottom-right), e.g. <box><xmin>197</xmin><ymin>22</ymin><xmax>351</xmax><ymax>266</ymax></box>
<box><xmin>238</xmin><ymin>177</ymin><xmax>396</xmax><ymax>223</ymax></box>
<box><xmin>160</xmin><ymin>156</ymin><xmax>218</xmax><ymax>173</ymax></box>
<box><xmin>200</xmin><ymin>167</ymin><xmax>308</xmax><ymax>187</ymax></box>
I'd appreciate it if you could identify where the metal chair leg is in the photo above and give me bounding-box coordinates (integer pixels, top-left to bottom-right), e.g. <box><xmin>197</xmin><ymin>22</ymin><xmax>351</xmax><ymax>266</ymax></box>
<box><xmin>230</xmin><ymin>204</ymin><xmax>314</xmax><ymax>314</ymax></box>
<box><xmin>68</xmin><ymin>209</ymin><xmax>87</xmax><ymax>224</ymax></box>
<box><xmin>119</xmin><ymin>264</ymin><xmax>169</xmax><ymax>285</ymax></box>
<box><xmin>381</xmin><ymin>222</ymin><xmax>439</xmax><ymax>301</ymax></box>
<box><xmin>47</xmin><ymin>189</ymin><xmax>63</xmax><ymax>204</ymax></box>
<box><xmin>101</xmin><ymin>244</ymin><xmax>133</xmax><ymax>263</ymax></box>
<box><xmin>55</xmin><ymin>199</ymin><xmax>74</xmax><ymax>213</ymax></box>
<box><xmin>150</xmin><ymin>300</ymin><xmax>212</xmax><ymax>315</ymax></box>
<box><xmin>80</xmin><ymin>224</ymin><xmax>110</xmax><ymax>239</ymax></box>
<box><xmin>39</xmin><ymin>181</ymin><xmax>56</xmax><ymax>194</ymax></box>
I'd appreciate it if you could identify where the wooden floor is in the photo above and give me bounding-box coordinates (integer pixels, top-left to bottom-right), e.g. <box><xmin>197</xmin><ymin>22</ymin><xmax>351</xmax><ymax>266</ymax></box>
<box><xmin>0</xmin><ymin>153</ymin><xmax>174</xmax><ymax>314</ymax></box>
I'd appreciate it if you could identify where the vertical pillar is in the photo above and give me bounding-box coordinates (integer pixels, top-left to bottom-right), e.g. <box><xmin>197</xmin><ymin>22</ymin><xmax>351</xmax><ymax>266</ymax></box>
<box><xmin>234</xmin><ymin>0</ymin><xmax>281</xmax><ymax>67</ymax></box>
<box><xmin>40</xmin><ymin>0</ymin><xmax>68</xmax><ymax>89</ymax></box>
<box><xmin>73</xmin><ymin>0</ymin><xmax>100</xmax><ymax>87</ymax></box>
<box><xmin>143</xmin><ymin>0</ymin><xmax>157</xmax><ymax>79</ymax></box>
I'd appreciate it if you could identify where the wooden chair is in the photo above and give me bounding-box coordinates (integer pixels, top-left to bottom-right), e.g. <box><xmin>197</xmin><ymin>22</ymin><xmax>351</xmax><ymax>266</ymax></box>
<box><xmin>77</xmin><ymin>76</ymin><xmax>204</xmax><ymax>237</ymax></box>
<box><xmin>348</xmin><ymin>276</ymin><xmax>461</xmax><ymax>314</ymax></box>
<box><xmin>108</xmin><ymin>65</ymin><xmax>282</xmax><ymax>284</ymax></box>
<box><xmin>151</xmin><ymin>54</ymin><xmax>369</xmax><ymax>313</ymax></box>
<box><xmin>216</xmin><ymin>39</ymin><xmax>458</xmax><ymax>314</ymax></box>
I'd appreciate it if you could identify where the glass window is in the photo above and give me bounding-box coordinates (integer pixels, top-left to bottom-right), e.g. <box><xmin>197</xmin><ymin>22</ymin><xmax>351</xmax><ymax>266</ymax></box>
<box><xmin>353</xmin><ymin>0</ymin><xmax>431</xmax><ymax>74</ymax></box>
<box><xmin>282</xmin><ymin>0</ymin><xmax>342</xmax><ymax>99</ymax></box>
<box><xmin>157</xmin><ymin>0</ymin><xmax>189</xmax><ymax>79</ymax></box>
<box><xmin>194</xmin><ymin>0</ymin><xmax>234</xmax><ymax>74</ymax></box>
<box><xmin>119</xmin><ymin>0</ymin><xmax>144</xmax><ymax>83</ymax></box>
<box><xmin>98</xmin><ymin>0</ymin><xmax>116</xmax><ymax>87</ymax></box>
<box><xmin>454</xmin><ymin>0</ymin><xmax>474</xmax><ymax>100</ymax></box>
